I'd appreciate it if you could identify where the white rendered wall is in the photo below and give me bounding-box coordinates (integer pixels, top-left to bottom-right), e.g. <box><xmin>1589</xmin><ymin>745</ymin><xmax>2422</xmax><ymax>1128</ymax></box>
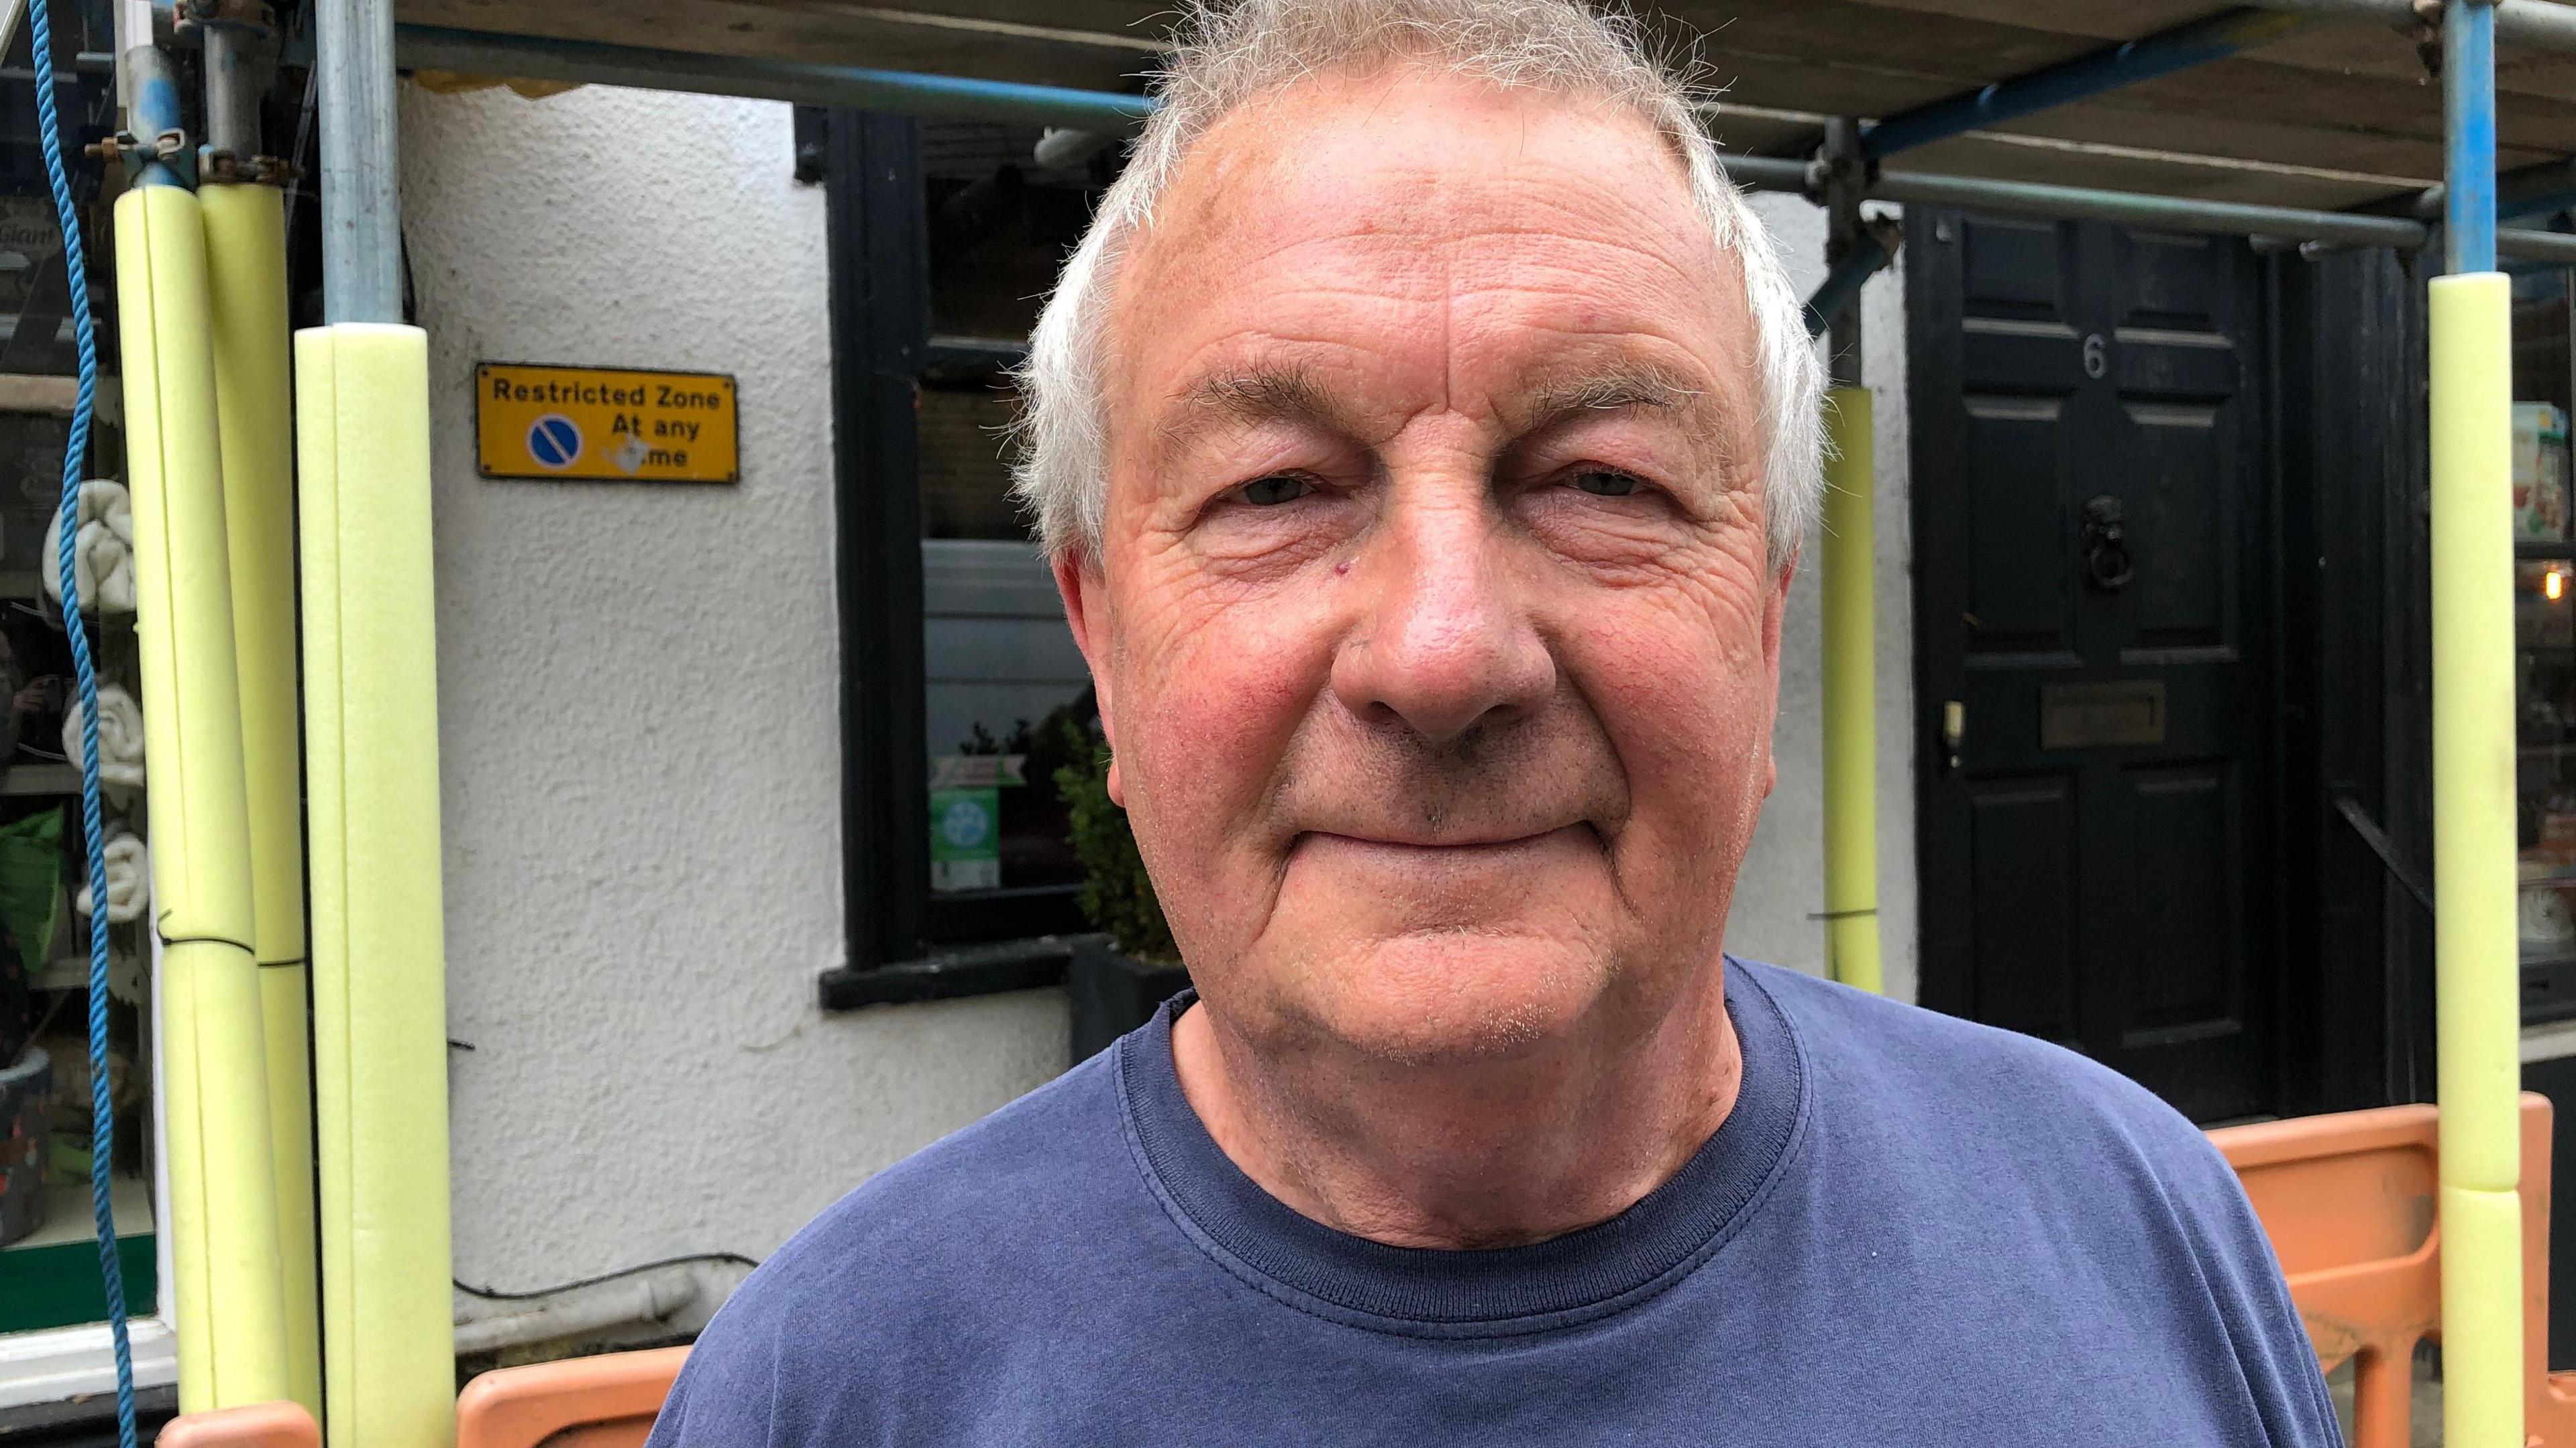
<box><xmin>400</xmin><ymin>84</ymin><xmax>1068</xmax><ymax>1294</ymax></box>
<box><xmin>1723</xmin><ymin>195</ymin><xmax>1920</xmax><ymax>1005</ymax></box>
<box><xmin>396</xmin><ymin>87</ymin><xmax>1921</xmax><ymax>1295</ymax></box>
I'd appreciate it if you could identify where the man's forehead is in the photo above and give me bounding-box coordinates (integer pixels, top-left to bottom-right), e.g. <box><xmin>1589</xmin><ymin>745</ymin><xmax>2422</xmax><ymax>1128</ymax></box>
<box><xmin>1143</xmin><ymin>84</ymin><xmax>1707</xmax><ymax>272</ymax></box>
<box><xmin>1159</xmin><ymin>349</ymin><xmax>1721</xmax><ymax>437</ymax></box>
<box><xmin>1102</xmin><ymin>66</ymin><xmax>1761</xmax><ymax>451</ymax></box>
<box><xmin>1115</xmin><ymin>66</ymin><xmax>1726</xmax><ymax>303</ymax></box>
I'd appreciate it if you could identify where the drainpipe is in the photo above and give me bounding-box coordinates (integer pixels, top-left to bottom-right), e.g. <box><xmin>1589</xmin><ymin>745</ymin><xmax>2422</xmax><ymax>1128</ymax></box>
<box><xmin>2427</xmin><ymin>2</ymin><xmax>2522</xmax><ymax>1445</ymax></box>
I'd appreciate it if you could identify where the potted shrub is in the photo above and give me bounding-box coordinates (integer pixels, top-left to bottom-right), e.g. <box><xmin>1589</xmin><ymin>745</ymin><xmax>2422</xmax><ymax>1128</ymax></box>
<box><xmin>1055</xmin><ymin>715</ymin><xmax>1189</xmax><ymax>1063</ymax></box>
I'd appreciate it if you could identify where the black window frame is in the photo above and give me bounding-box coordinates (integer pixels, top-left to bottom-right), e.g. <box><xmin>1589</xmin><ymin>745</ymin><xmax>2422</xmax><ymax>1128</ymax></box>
<box><xmin>816</xmin><ymin>110</ymin><xmax>1090</xmax><ymax>1010</ymax></box>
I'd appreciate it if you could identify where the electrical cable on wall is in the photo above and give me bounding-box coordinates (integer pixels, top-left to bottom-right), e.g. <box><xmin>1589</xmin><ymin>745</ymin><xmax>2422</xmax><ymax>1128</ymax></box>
<box><xmin>28</xmin><ymin>2</ymin><xmax>140</xmax><ymax>1445</ymax></box>
<box><xmin>454</xmin><ymin>1250</ymin><xmax>761</xmax><ymax>1302</ymax></box>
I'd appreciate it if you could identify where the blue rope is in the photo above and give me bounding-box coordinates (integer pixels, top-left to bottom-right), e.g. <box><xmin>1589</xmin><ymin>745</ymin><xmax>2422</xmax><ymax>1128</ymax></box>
<box><xmin>29</xmin><ymin>3</ymin><xmax>139</xmax><ymax>1445</ymax></box>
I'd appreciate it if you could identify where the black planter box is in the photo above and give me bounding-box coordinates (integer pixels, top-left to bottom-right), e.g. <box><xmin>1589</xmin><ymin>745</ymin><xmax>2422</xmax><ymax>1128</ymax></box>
<box><xmin>1069</xmin><ymin>935</ymin><xmax>1190</xmax><ymax>1065</ymax></box>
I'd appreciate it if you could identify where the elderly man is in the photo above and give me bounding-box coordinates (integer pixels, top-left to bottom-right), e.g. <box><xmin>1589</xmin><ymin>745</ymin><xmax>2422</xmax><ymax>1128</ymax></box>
<box><xmin>650</xmin><ymin>0</ymin><xmax>2339</xmax><ymax>1441</ymax></box>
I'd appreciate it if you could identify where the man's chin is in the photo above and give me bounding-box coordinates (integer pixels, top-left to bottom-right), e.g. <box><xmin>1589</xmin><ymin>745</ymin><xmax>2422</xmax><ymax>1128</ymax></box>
<box><xmin>1283</xmin><ymin>929</ymin><xmax>1619</xmax><ymax>1068</ymax></box>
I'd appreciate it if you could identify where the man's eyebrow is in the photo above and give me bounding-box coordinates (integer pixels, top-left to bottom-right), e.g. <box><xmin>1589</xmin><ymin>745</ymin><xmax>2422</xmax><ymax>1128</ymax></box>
<box><xmin>1164</xmin><ymin>366</ymin><xmax>1340</xmax><ymax>442</ymax></box>
<box><xmin>1515</xmin><ymin>364</ymin><xmax>1705</xmax><ymax>428</ymax></box>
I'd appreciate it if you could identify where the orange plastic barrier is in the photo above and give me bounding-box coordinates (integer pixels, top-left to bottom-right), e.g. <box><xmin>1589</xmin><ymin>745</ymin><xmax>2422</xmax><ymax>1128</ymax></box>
<box><xmin>155</xmin><ymin>1400</ymin><xmax>317</xmax><ymax>1448</ymax></box>
<box><xmin>2211</xmin><ymin>1092</ymin><xmax>2573</xmax><ymax>1447</ymax></box>
<box><xmin>453</xmin><ymin>1345</ymin><xmax>688</xmax><ymax>1448</ymax></box>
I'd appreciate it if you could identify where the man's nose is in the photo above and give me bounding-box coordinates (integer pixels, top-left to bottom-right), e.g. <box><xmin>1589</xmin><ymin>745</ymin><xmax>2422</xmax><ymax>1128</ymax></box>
<box><xmin>1330</xmin><ymin>494</ymin><xmax>1557</xmax><ymax>744</ymax></box>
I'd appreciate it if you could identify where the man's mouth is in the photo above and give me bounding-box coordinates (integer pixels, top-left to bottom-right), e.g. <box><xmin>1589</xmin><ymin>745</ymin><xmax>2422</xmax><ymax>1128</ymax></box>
<box><xmin>1292</xmin><ymin>822</ymin><xmax>1597</xmax><ymax>857</ymax></box>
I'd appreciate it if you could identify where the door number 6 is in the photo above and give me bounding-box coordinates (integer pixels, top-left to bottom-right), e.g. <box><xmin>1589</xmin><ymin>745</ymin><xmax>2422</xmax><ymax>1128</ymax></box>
<box><xmin>2082</xmin><ymin>333</ymin><xmax>2108</xmax><ymax>380</ymax></box>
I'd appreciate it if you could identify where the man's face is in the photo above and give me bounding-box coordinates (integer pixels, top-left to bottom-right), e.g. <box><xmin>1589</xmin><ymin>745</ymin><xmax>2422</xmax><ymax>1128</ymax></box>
<box><xmin>1061</xmin><ymin>67</ymin><xmax>1790</xmax><ymax>1065</ymax></box>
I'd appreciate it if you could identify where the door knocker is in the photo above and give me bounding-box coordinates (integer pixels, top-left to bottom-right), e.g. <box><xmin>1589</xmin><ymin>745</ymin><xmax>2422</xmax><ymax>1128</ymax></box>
<box><xmin>2080</xmin><ymin>495</ymin><xmax>2134</xmax><ymax>593</ymax></box>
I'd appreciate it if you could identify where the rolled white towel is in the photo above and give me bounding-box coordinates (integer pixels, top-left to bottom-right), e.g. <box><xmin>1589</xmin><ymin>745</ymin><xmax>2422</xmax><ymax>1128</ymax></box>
<box><xmin>61</xmin><ymin>683</ymin><xmax>144</xmax><ymax>791</ymax></box>
<box><xmin>41</xmin><ymin>480</ymin><xmax>135</xmax><ymax>615</ymax></box>
<box><xmin>73</xmin><ymin>831</ymin><xmax>146</xmax><ymax>924</ymax></box>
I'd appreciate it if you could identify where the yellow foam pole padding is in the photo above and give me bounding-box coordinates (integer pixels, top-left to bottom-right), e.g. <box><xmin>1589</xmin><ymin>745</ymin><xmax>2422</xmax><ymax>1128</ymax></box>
<box><xmin>1819</xmin><ymin>387</ymin><xmax>1881</xmax><ymax>994</ymax></box>
<box><xmin>296</xmin><ymin>323</ymin><xmax>456</xmax><ymax>1448</ymax></box>
<box><xmin>2430</xmin><ymin>272</ymin><xmax>2523</xmax><ymax>1190</ymax></box>
<box><xmin>2428</xmin><ymin>271</ymin><xmax>2524</xmax><ymax>1448</ymax></box>
<box><xmin>201</xmin><ymin>181</ymin><xmax>322</xmax><ymax>1426</ymax></box>
<box><xmin>113</xmin><ymin>183</ymin><xmax>290</xmax><ymax>1411</ymax></box>
<box><xmin>2440</xmin><ymin>1184</ymin><xmax>2524</xmax><ymax>1448</ymax></box>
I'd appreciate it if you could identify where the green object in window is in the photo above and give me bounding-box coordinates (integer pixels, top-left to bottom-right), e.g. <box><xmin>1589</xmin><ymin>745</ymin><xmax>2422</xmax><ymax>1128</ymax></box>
<box><xmin>0</xmin><ymin>807</ymin><xmax>63</xmax><ymax>972</ymax></box>
<box><xmin>0</xmin><ymin>1231</ymin><xmax>156</xmax><ymax>1334</ymax></box>
<box><xmin>930</xmin><ymin>784</ymin><xmax>1002</xmax><ymax>893</ymax></box>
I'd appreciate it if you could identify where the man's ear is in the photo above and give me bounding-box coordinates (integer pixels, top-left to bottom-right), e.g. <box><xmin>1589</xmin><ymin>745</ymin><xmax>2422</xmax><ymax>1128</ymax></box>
<box><xmin>1053</xmin><ymin>547</ymin><xmax>1124</xmax><ymax>805</ymax></box>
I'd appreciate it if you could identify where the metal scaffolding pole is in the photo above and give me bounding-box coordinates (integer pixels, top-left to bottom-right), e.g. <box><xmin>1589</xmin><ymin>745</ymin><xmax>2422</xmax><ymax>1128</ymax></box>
<box><xmin>1801</xmin><ymin>228</ymin><xmax>1891</xmax><ymax>342</ymax></box>
<box><xmin>396</xmin><ymin>23</ymin><xmax>1155</xmax><ymax>133</ymax></box>
<box><xmin>1725</xmin><ymin>152</ymin><xmax>2576</xmax><ymax>264</ymax></box>
<box><xmin>1815</xmin><ymin>121</ymin><xmax>1883</xmax><ymax>996</ymax></box>
<box><xmin>199</xmin><ymin>9</ymin><xmax>325</xmax><ymax>1418</ymax></box>
<box><xmin>2428</xmin><ymin>1</ymin><xmax>2524</xmax><ymax>1444</ymax></box>
<box><xmin>112</xmin><ymin>0</ymin><xmax>294</xmax><ymax>1411</ymax></box>
<box><xmin>317</xmin><ymin>0</ymin><xmax>400</xmax><ymax>323</ymax></box>
<box><xmin>305</xmin><ymin>1</ymin><xmax>456</xmax><ymax>1443</ymax></box>
<box><xmin>1861</xmin><ymin>7</ymin><xmax>2319</xmax><ymax>160</ymax></box>
<box><xmin>200</xmin><ymin>23</ymin><xmax>256</xmax><ymax>163</ymax></box>
<box><xmin>2253</xmin><ymin>0</ymin><xmax>2576</xmax><ymax>52</ymax></box>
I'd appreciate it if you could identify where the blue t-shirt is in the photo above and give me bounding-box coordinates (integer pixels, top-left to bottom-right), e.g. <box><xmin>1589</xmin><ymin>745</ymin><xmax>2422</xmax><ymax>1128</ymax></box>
<box><xmin>648</xmin><ymin>961</ymin><xmax>2341</xmax><ymax>1445</ymax></box>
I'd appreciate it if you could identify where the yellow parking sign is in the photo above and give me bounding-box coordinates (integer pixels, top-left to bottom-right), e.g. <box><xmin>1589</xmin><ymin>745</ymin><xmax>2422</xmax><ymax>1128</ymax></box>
<box><xmin>475</xmin><ymin>362</ymin><xmax>740</xmax><ymax>484</ymax></box>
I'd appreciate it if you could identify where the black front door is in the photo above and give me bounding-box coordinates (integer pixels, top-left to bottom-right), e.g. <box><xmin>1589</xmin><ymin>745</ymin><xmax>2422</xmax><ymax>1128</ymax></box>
<box><xmin>1907</xmin><ymin>210</ymin><xmax>2279</xmax><ymax>1124</ymax></box>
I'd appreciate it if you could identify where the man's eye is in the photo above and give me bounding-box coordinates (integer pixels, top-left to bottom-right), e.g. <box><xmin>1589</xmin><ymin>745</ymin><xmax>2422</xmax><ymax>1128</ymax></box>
<box><xmin>1570</xmin><ymin>469</ymin><xmax>1642</xmax><ymax>497</ymax></box>
<box><xmin>1238</xmin><ymin>474</ymin><xmax>1313</xmax><ymax>506</ymax></box>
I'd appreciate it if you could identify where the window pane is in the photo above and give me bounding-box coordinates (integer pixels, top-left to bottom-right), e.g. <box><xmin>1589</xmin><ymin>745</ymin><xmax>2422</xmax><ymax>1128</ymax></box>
<box><xmin>923</xmin><ymin>539</ymin><xmax>1092</xmax><ymax>896</ymax></box>
<box><xmin>2512</xmin><ymin>266</ymin><xmax>2576</xmax><ymax>1021</ymax></box>
<box><xmin>925</xmin><ymin>123</ymin><xmax>1110</xmax><ymax>345</ymax></box>
<box><xmin>917</xmin><ymin>121</ymin><xmax>1109</xmax><ymax>907</ymax></box>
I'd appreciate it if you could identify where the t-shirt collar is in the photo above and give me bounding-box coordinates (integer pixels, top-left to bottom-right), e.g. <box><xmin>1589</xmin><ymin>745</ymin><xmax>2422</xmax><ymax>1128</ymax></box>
<box><xmin>1116</xmin><ymin>958</ymin><xmax>1809</xmax><ymax>1335</ymax></box>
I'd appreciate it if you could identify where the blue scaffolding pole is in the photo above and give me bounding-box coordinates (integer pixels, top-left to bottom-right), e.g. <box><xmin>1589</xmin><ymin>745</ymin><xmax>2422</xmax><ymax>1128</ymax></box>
<box><xmin>2427</xmin><ymin>2</ymin><xmax>2523</xmax><ymax>1443</ymax></box>
<box><xmin>1860</xmin><ymin>7</ymin><xmax>2318</xmax><ymax>160</ymax></box>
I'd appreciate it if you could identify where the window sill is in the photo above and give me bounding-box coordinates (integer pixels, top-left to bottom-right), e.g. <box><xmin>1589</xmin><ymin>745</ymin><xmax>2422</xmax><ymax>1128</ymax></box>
<box><xmin>816</xmin><ymin>934</ymin><xmax>1085</xmax><ymax>1011</ymax></box>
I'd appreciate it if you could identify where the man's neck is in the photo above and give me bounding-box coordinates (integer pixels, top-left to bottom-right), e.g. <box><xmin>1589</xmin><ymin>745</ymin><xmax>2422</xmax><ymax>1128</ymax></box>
<box><xmin>1167</xmin><ymin>972</ymin><xmax>1743</xmax><ymax>1250</ymax></box>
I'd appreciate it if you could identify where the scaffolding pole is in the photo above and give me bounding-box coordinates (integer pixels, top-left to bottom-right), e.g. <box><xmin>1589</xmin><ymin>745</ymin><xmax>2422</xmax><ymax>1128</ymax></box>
<box><xmin>1724</xmin><ymin>154</ymin><xmax>2576</xmax><ymax>264</ymax></box>
<box><xmin>1813</xmin><ymin>121</ymin><xmax>1883</xmax><ymax>996</ymax></box>
<box><xmin>304</xmin><ymin>0</ymin><xmax>454</xmax><ymax>1443</ymax></box>
<box><xmin>1861</xmin><ymin>7</ymin><xmax>2319</xmax><ymax>160</ymax></box>
<box><xmin>199</xmin><ymin>8</ymin><xmax>325</xmax><ymax>1421</ymax></box>
<box><xmin>2431</xmin><ymin>3</ymin><xmax>2523</xmax><ymax>1445</ymax></box>
<box><xmin>113</xmin><ymin>9</ymin><xmax>292</xmax><ymax>1411</ymax></box>
<box><xmin>2254</xmin><ymin>0</ymin><xmax>2576</xmax><ymax>52</ymax></box>
<box><xmin>396</xmin><ymin>23</ymin><xmax>1153</xmax><ymax>131</ymax></box>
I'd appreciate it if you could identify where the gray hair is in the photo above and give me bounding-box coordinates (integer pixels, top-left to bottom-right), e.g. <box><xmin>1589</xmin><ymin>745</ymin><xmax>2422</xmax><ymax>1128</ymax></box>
<box><xmin>1010</xmin><ymin>0</ymin><xmax>1823</xmax><ymax>572</ymax></box>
